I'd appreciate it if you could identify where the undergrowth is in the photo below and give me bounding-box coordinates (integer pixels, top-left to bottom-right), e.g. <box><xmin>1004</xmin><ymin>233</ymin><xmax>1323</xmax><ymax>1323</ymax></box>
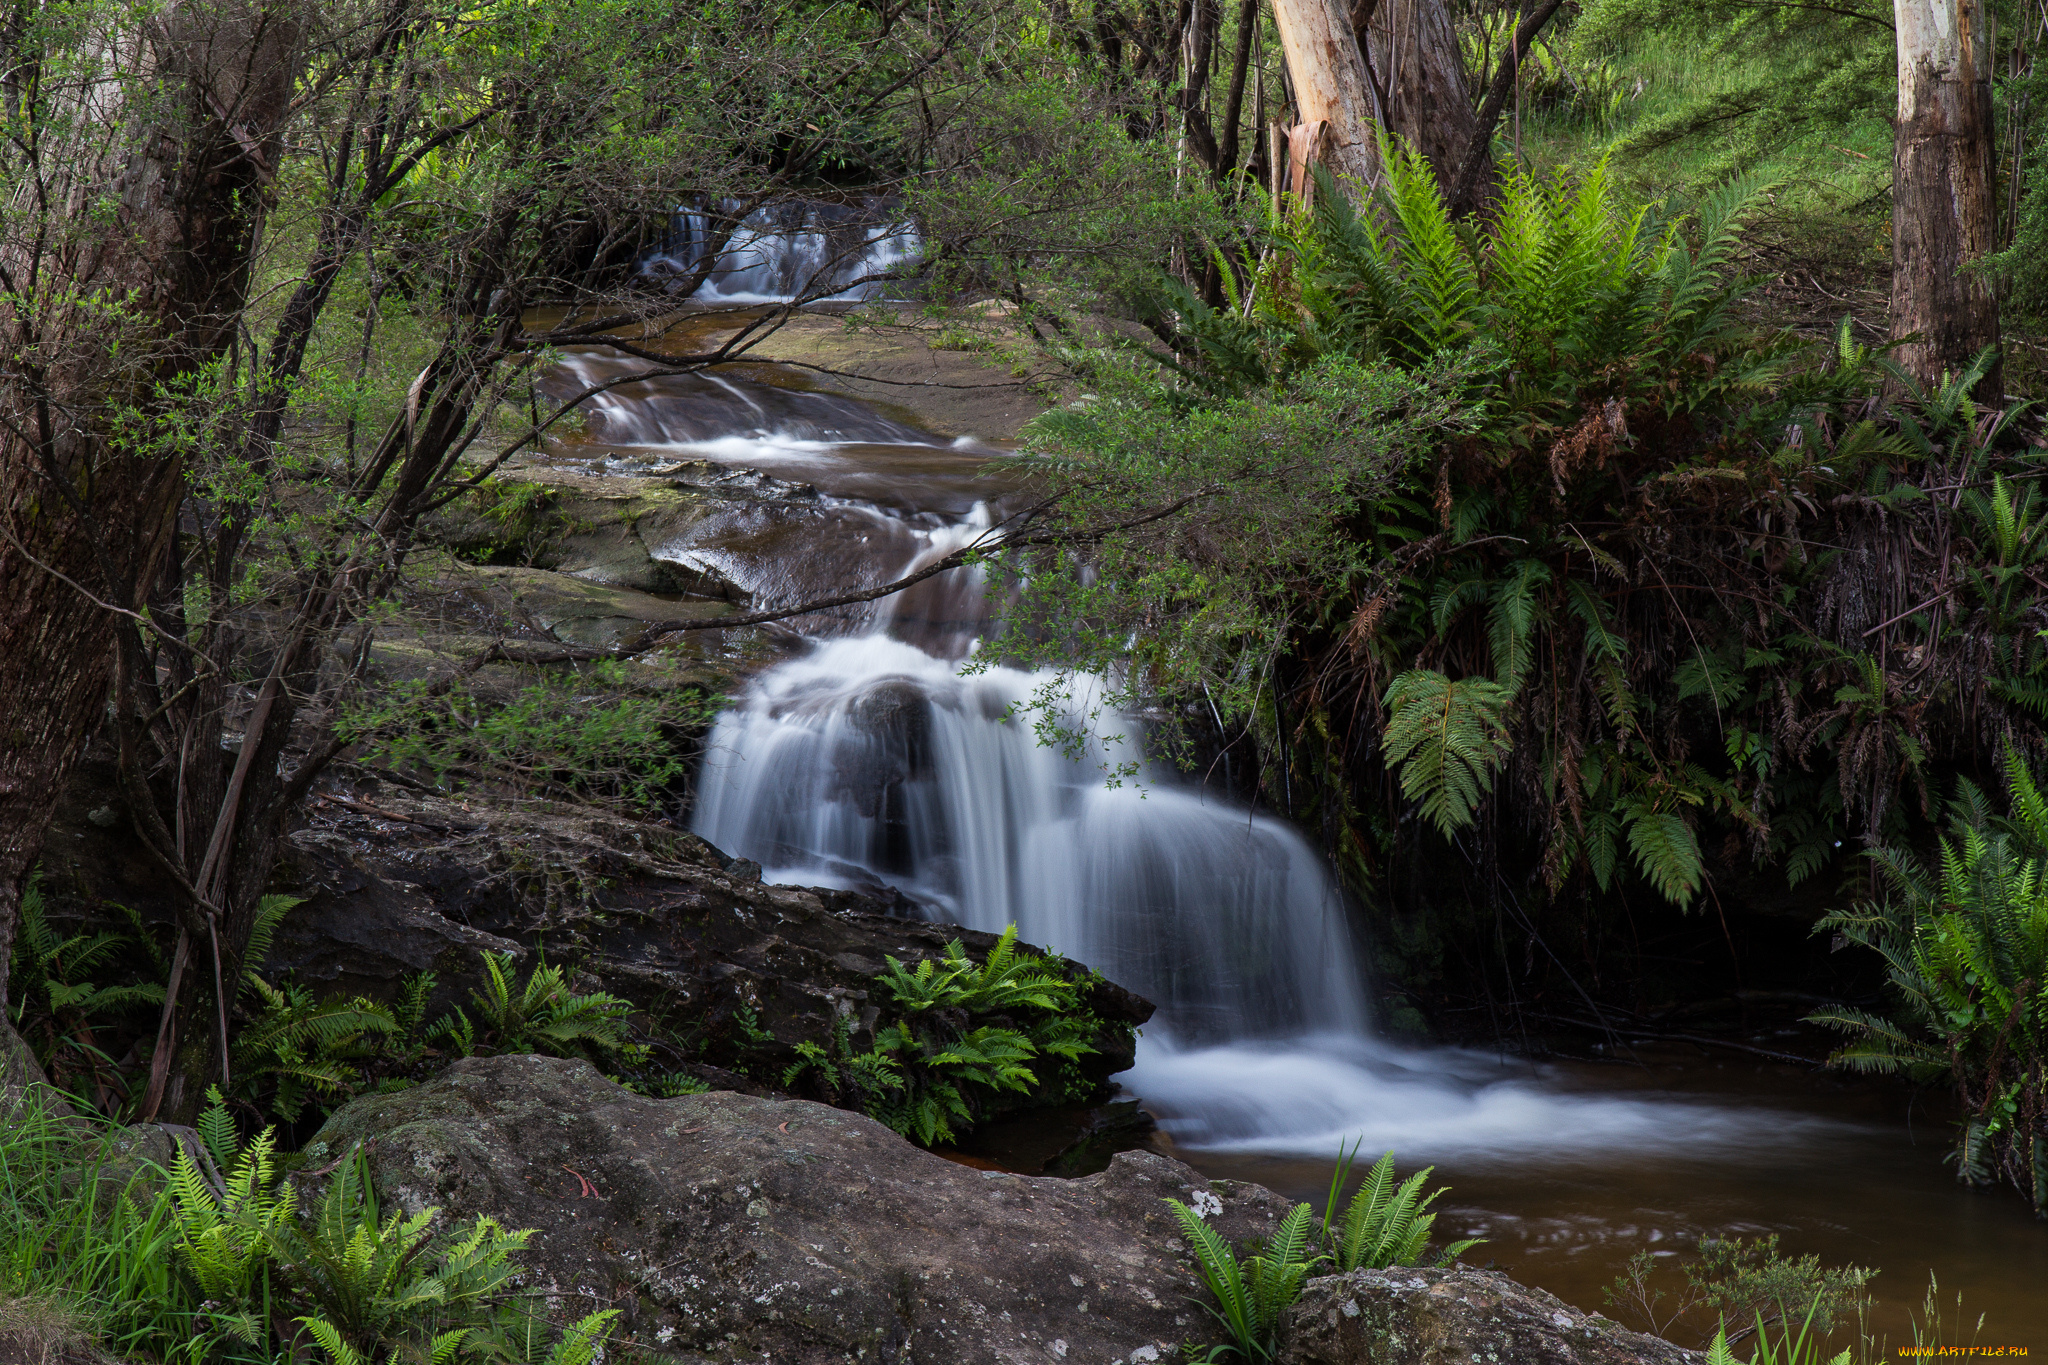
<box><xmin>782</xmin><ymin>925</ymin><xmax>1124</xmax><ymax>1146</ymax></box>
<box><xmin>0</xmin><ymin>1086</ymin><xmax>614</xmax><ymax>1365</ymax></box>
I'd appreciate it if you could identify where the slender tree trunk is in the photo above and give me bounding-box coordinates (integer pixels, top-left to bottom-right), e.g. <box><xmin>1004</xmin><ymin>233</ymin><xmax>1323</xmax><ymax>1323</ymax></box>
<box><xmin>1446</xmin><ymin>0</ymin><xmax>1566</xmax><ymax>217</ymax></box>
<box><xmin>1891</xmin><ymin>0</ymin><xmax>2002</xmax><ymax>398</ymax></box>
<box><xmin>0</xmin><ymin>2</ymin><xmax>301</xmax><ymax>1012</ymax></box>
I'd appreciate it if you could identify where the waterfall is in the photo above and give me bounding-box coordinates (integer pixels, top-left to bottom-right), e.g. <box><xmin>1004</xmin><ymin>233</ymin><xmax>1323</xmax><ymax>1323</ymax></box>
<box><xmin>691</xmin><ymin>635</ymin><xmax>1370</xmax><ymax>1047</ymax></box>
<box><xmin>642</xmin><ymin>198</ymin><xmax>920</xmax><ymax>304</ymax></box>
<box><xmin>540</xmin><ymin>351</ymin><xmax>1811</xmax><ymax>1165</ymax></box>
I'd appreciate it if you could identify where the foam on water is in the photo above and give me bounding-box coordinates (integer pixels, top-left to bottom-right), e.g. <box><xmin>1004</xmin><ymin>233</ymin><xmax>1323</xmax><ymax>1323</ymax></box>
<box><xmin>1124</xmin><ymin>1034</ymin><xmax>1841</xmax><ymax>1162</ymax></box>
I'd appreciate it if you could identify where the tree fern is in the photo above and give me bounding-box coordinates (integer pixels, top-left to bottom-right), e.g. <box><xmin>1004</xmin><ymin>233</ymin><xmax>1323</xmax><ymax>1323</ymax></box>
<box><xmin>1381</xmin><ymin>670</ymin><xmax>1515</xmax><ymax>835</ymax></box>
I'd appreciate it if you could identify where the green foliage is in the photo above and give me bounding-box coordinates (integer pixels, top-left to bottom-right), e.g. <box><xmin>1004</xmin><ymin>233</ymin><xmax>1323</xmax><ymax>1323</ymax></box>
<box><xmin>6</xmin><ymin>876</ymin><xmax>163</xmax><ymax>1107</ymax></box>
<box><xmin>1164</xmin><ymin>1199</ymin><xmax>1319</xmax><ymax>1362</ymax></box>
<box><xmin>1606</xmin><ymin>1232</ymin><xmax>1873</xmax><ymax>1350</ymax></box>
<box><xmin>450</xmin><ymin>951</ymin><xmax>643</xmax><ymax>1068</ymax></box>
<box><xmin>1316</xmin><ymin>1145</ymin><xmax>1481</xmax><ymax>1272</ymax></box>
<box><xmin>1380</xmin><ymin>672</ymin><xmax>1515</xmax><ymax>837</ymax></box>
<box><xmin>232</xmin><ymin>981</ymin><xmax>398</xmax><ymax>1125</ymax></box>
<box><xmin>1164</xmin><ymin>1146</ymin><xmax>1477</xmax><ymax>1361</ymax></box>
<box><xmin>1705</xmin><ymin>1316</ymin><xmax>1851</xmax><ymax>1365</ymax></box>
<box><xmin>1019</xmin><ymin>123</ymin><xmax>2046</xmax><ymax>957</ymax></box>
<box><xmin>1571</xmin><ymin>0</ymin><xmax>1894</xmax><ymax>192</ymax></box>
<box><xmin>1687</xmin><ymin>1236</ymin><xmax>1873</xmax><ymax>1341</ymax></box>
<box><xmin>0</xmin><ymin>1089</ymin><xmax>209</xmax><ymax>1363</ymax></box>
<box><xmin>272</xmin><ymin>1149</ymin><xmax>535</xmax><ymax>1365</ymax></box>
<box><xmin>877</xmin><ymin>925</ymin><xmax>1083</xmax><ymax>1016</ymax></box>
<box><xmin>1</xmin><ymin>1084</ymin><xmax>608</xmax><ymax>1365</ymax></box>
<box><xmin>1811</xmin><ymin>749</ymin><xmax>2048</xmax><ymax>1210</ymax></box>
<box><xmin>168</xmin><ymin>1093</ymin><xmax>298</xmax><ymax>1320</ymax></box>
<box><xmin>781</xmin><ymin>927</ymin><xmax>1112</xmax><ymax>1147</ymax></box>
<box><xmin>342</xmin><ymin>663</ymin><xmax>714</xmax><ymax>814</ymax></box>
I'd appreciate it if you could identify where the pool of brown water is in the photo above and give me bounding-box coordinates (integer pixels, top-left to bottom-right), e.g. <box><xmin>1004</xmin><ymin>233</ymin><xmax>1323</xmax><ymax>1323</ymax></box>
<box><xmin>1179</xmin><ymin>1048</ymin><xmax>2048</xmax><ymax>1353</ymax></box>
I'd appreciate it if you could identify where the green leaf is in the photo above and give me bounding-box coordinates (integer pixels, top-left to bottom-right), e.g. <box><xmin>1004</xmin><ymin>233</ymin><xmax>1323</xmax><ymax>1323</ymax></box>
<box><xmin>1381</xmin><ymin>670</ymin><xmax>1516</xmax><ymax>836</ymax></box>
<box><xmin>1625</xmin><ymin>810</ymin><xmax>1704</xmax><ymax>908</ymax></box>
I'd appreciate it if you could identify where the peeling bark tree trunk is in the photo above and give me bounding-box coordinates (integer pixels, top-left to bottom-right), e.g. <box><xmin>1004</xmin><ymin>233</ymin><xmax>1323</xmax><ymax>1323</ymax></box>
<box><xmin>1891</xmin><ymin>0</ymin><xmax>2002</xmax><ymax>398</ymax></box>
<box><xmin>0</xmin><ymin>2</ymin><xmax>301</xmax><ymax>1011</ymax></box>
<box><xmin>1271</xmin><ymin>0</ymin><xmax>1480</xmax><ymax>197</ymax></box>
<box><xmin>1357</xmin><ymin>0</ymin><xmax>1481</xmax><ymax>196</ymax></box>
<box><xmin>1269</xmin><ymin>0</ymin><xmax>1382</xmax><ymax>186</ymax></box>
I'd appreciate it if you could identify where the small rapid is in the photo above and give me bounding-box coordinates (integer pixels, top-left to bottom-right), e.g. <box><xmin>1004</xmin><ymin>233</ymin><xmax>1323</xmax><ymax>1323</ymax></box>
<box><xmin>640</xmin><ymin>198</ymin><xmax>920</xmax><ymax>304</ymax></box>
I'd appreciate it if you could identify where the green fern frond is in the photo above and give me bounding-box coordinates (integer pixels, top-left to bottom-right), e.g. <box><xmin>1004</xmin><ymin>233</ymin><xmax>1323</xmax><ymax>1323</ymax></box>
<box><xmin>1382</xmin><ymin>670</ymin><xmax>1516</xmax><ymax>835</ymax></box>
<box><xmin>1625</xmin><ymin>809</ymin><xmax>1705</xmax><ymax>909</ymax></box>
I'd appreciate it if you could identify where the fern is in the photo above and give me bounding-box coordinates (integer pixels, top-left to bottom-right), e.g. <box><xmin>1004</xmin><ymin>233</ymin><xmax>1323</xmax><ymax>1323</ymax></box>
<box><xmin>465</xmin><ymin>951</ymin><xmax>640</xmax><ymax>1065</ymax></box>
<box><xmin>1623</xmin><ymin>809</ymin><xmax>1705</xmax><ymax>910</ymax></box>
<box><xmin>1381</xmin><ymin>670</ymin><xmax>1515</xmax><ymax>835</ymax></box>
<box><xmin>1320</xmin><ymin>1146</ymin><xmax>1482</xmax><ymax>1272</ymax></box>
<box><xmin>1812</xmin><ymin>749</ymin><xmax>2048</xmax><ymax>1210</ymax></box>
<box><xmin>169</xmin><ymin>1089</ymin><xmax>297</xmax><ymax>1305</ymax></box>
<box><xmin>1165</xmin><ymin>1198</ymin><xmax>1321</xmax><ymax>1361</ymax></box>
<box><xmin>274</xmin><ymin>1147</ymin><xmax>532</xmax><ymax>1364</ymax></box>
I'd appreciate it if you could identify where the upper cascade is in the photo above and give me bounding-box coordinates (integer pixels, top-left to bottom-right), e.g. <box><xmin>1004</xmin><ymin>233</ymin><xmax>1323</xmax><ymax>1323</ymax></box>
<box><xmin>641</xmin><ymin>198</ymin><xmax>920</xmax><ymax>304</ymax></box>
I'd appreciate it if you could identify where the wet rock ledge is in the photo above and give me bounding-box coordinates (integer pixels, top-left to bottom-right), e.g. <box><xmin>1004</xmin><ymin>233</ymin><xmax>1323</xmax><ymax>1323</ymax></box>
<box><xmin>300</xmin><ymin>1054</ymin><xmax>1701</xmax><ymax>1365</ymax></box>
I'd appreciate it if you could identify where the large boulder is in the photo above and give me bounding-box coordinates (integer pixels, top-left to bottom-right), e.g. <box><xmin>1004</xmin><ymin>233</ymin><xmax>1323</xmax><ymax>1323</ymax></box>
<box><xmin>1276</xmin><ymin>1267</ymin><xmax>1702</xmax><ymax>1365</ymax></box>
<box><xmin>304</xmin><ymin>1056</ymin><xmax>1699</xmax><ymax>1365</ymax></box>
<box><xmin>301</xmin><ymin>1053</ymin><xmax>1287</xmax><ymax>1365</ymax></box>
<box><xmin>268</xmin><ymin>799</ymin><xmax>1149</xmax><ymax>1115</ymax></box>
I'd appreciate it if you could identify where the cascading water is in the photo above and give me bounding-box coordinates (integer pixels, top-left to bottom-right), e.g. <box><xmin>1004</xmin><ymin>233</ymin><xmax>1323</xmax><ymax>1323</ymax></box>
<box><xmin>640</xmin><ymin>198</ymin><xmax>920</xmax><ymax>304</ymax></box>
<box><xmin>555</xmin><ymin>221</ymin><xmax>1825</xmax><ymax>1167</ymax></box>
<box><xmin>532</xmin><ymin>216</ymin><xmax>2048</xmax><ymax>1352</ymax></box>
<box><xmin>692</xmin><ymin>636</ymin><xmax>1370</xmax><ymax>1048</ymax></box>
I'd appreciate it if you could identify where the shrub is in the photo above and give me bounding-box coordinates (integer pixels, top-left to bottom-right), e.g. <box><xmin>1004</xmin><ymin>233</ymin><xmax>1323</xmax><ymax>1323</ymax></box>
<box><xmin>1810</xmin><ymin>749</ymin><xmax>2048</xmax><ymax>1212</ymax></box>
<box><xmin>783</xmin><ymin>925</ymin><xmax>1119</xmax><ymax>1147</ymax></box>
<box><xmin>0</xmin><ymin>1086</ymin><xmax>615</xmax><ymax>1365</ymax></box>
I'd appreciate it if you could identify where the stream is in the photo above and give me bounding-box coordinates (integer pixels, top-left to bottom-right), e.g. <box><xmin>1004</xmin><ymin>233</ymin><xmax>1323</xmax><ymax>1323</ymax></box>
<box><xmin>540</xmin><ymin>253</ymin><xmax>2047</xmax><ymax>1348</ymax></box>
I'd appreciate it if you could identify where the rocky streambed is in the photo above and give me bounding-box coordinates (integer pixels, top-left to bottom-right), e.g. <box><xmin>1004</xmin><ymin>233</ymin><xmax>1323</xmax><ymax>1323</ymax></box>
<box><xmin>13</xmin><ymin>306</ymin><xmax>1712</xmax><ymax>1364</ymax></box>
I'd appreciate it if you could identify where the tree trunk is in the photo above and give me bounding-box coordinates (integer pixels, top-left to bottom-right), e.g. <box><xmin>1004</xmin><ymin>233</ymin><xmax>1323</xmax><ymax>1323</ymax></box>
<box><xmin>0</xmin><ymin>3</ymin><xmax>301</xmax><ymax>1010</ymax></box>
<box><xmin>1446</xmin><ymin>0</ymin><xmax>1566</xmax><ymax>217</ymax></box>
<box><xmin>1269</xmin><ymin>0</ymin><xmax>1382</xmax><ymax>186</ymax></box>
<box><xmin>1270</xmin><ymin>0</ymin><xmax>1478</xmax><ymax>195</ymax></box>
<box><xmin>1890</xmin><ymin>0</ymin><xmax>2002</xmax><ymax>399</ymax></box>
<box><xmin>1357</xmin><ymin>0</ymin><xmax>1481</xmax><ymax>194</ymax></box>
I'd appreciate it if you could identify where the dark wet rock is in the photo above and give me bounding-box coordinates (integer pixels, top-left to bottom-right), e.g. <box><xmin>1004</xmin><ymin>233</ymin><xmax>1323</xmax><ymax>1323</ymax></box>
<box><xmin>1275</xmin><ymin>1267</ymin><xmax>1703</xmax><ymax>1365</ymax></box>
<box><xmin>41</xmin><ymin>748</ymin><xmax>1146</xmax><ymax>1135</ymax></box>
<box><xmin>300</xmin><ymin>1053</ymin><xmax>1289</xmax><ymax>1365</ymax></box>
<box><xmin>266</xmin><ymin>795</ymin><xmax>1148</xmax><ymax>1088</ymax></box>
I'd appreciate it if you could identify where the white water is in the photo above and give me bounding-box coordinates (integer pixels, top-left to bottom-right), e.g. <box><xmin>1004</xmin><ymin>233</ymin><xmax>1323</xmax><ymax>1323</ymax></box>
<box><xmin>674</xmin><ymin>474</ymin><xmax>1816</xmax><ymax>1160</ymax></box>
<box><xmin>557</xmin><ymin>222</ymin><xmax>1825</xmax><ymax>1162</ymax></box>
<box><xmin>693</xmin><ymin>635</ymin><xmax>1369</xmax><ymax>1046</ymax></box>
<box><xmin>642</xmin><ymin>199</ymin><xmax>920</xmax><ymax>304</ymax></box>
<box><xmin>689</xmin><ymin>625</ymin><xmax>1823</xmax><ymax>1161</ymax></box>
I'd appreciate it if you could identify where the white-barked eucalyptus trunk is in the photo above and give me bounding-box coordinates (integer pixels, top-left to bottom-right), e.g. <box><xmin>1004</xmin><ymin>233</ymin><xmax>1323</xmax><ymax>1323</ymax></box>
<box><xmin>1890</xmin><ymin>0</ymin><xmax>2002</xmax><ymax>398</ymax></box>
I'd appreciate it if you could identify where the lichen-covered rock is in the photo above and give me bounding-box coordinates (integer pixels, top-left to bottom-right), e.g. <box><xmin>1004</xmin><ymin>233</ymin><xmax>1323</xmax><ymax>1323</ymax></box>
<box><xmin>1275</xmin><ymin>1267</ymin><xmax>1702</xmax><ymax>1365</ymax></box>
<box><xmin>0</xmin><ymin>1018</ymin><xmax>67</xmax><ymax>1124</ymax></box>
<box><xmin>302</xmin><ymin>1053</ymin><xmax>1291</xmax><ymax>1365</ymax></box>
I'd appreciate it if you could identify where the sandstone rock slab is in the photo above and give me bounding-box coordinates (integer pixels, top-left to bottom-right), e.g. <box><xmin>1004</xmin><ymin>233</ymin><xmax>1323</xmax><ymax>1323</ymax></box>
<box><xmin>1276</xmin><ymin>1266</ymin><xmax>1703</xmax><ymax>1365</ymax></box>
<box><xmin>304</xmin><ymin>1053</ymin><xmax>1290</xmax><ymax>1365</ymax></box>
